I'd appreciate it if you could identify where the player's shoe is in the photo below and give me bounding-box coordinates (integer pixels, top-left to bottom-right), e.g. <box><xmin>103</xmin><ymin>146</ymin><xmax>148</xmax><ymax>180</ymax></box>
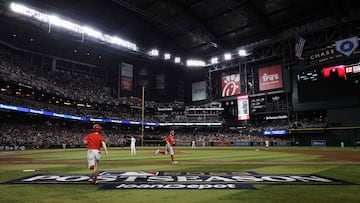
<box><xmin>171</xmin><ymin>161</ymin><xmax>178</xmax><ymax>164</ymax></box>
<box><xmin>155</xmin><ymin>149</ymin><xmax>160</xmax><ymax>155</ymax></box>
<box><xmin>92</xmin><ymin>177</ymin><xmax>98</xmax><ymax>184</ymax></box>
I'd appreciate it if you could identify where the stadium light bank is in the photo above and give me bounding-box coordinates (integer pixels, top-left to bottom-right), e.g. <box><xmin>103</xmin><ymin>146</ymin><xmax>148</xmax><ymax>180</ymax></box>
<box><xmin>9</xmin><ymin>2</ymin><xmax>187</xmax><ymax>65</ymax></box>
<box><xmin>9</xmin><ymin>2</ymin><xmax>137</xmax><ymax>52</ymax></box>
<box><xmin>9</xmin><ymin>2</ymin><xmax>249</xmax><ymax>67</ymax></box>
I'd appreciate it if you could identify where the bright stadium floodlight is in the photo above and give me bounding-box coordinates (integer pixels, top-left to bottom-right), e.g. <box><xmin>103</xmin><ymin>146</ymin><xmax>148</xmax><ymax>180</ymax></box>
<box><xmin>49</xmin><ymin>15</ymin><xmax>62</xmax><ymax>26</ymax></box>
<box><xmin>186</xmin><ymin>59</ymin><xmax>205</xmax><ymax>67</ymax></box>
<box><xmin>224</xmin><ymin>53</ymin><xmax>232</xmax><ymax>60</ymax></box>
<box><xmin>174</xmin><ymin>57</ymin><xmax>181</xmax><ymax>63</ymax></box>
<box><xmin>164</xmin><ymin>53</ymin><xmax>171</xmax><ymax>60</ymax></box>
<box><xmin>10</xmin><ymin>3</ymin><xmax>27</xmax><ymax>14</ymax></box>
<box><xmin>148</xmin><ymin>49</ymin><xmax>159</xmax><ymax>56</ymax></box>
<box><xmin>83</xmin><ymin>26</ymin><xmax>104</xmax><ymax>41</ymax></box>
<box><xmin>107</xmin><ymin>35</ymin><xmax>137</xmax><ymax>51</ymax></box>
<box><xmin>49</xmin><ymin>15</ymin><xmax>81</xmax><ymax>33</ymax></box>
<box><xmin>10</xmin><ymin>2</ymin><xmax>50</xmax><ymax>24</ymax></box>
<box><xmin>210</xmin><ymin>57</ymin><xmax>218</xmax><ymax>64</ymax></box>
<box><xmin>9</xmin><ymin>2</ymin><xmax>137</xmax><ymax>51</ymax></box>
<box><xmin>238</xmin><ymin>49</ymin><xmax>246</xmax><ymax>56</ymax></box>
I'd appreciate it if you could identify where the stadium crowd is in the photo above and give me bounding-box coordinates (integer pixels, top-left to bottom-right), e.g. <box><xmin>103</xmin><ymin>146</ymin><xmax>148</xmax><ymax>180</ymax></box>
<box><xmin>0</xmin><ymin>117</ymin><xmax>290</xmax><ymax>151</ymax></box>
<box><xmin>0</xmin><ymin>44</ymin><xmax>326</xmax><ymax>151</ymax></box>
<box><xmin>0</xmin><ymin>45</ymin><xmax>227</xmax><ymax>123</ymax></box>
<box><xmin>0</xmin><ymin>46</ymin><xmax>113</xmax><ymax>104</ymax></box>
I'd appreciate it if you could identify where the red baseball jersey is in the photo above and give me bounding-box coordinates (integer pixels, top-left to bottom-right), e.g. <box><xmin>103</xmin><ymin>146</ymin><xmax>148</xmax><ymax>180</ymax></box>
<box><xmin>166</xmin><ymin>134</ymin><xmax>175</xmax><ymax>146</ymax></box>
<box><xmin>84</xmin><ymin>132</ymin><xmax>105</xmax><ymax>150</ymax></box>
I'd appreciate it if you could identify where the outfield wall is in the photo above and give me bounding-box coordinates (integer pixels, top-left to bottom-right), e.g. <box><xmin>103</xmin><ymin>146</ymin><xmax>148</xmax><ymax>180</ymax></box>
<box><xmin>290</xmin><ymin>127</ymin><xmax>360</xmax><ymax>147</ymax></box>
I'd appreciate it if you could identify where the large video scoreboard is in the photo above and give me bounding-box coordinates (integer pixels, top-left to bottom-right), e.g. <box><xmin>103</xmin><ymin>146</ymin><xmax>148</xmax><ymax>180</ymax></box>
<box><xmin>294</xmin><ymin>62</ymin><xmax>360</xmax><ymax>109</ymax></box>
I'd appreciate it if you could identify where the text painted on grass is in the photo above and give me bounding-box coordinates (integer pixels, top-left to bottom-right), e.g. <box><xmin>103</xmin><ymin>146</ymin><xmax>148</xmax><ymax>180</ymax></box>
<box><xmin>6</xmin><ymin>171</ymin><xmax>352</xmax><ymax>190</ymax></box>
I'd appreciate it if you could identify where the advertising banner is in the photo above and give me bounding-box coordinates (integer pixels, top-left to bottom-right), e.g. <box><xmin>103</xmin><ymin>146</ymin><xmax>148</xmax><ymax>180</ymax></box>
<box><xmin>258</xmin><ymin>65</ymin><xmax>283</xmax><ymax>91</ymax></box>
<box><xmin>232</xmin><ymin>142</ymin><xmax>251</xmax><ymax>146</ymax></box>
<box><xmin>322</xmin><ymin>65</ymin><xmax>346</xmax><ymax>78</ymax></box>
<box><xmin>273</xmin><ymin>142</ymin><xmax>291</xmax><ymax>146</ymax></box>
<box><xmin>221</xmin><ymin>73</ymin><xmax>240</xmax><ymax>97</ymax></box>
<box><xmin>311</xmin><ymin>140</ymin><xmax>326</xmax><ymax>147</ymax></box>
<box><xmin>237</xmin><ymin>95</ymin><xmax>250</xmax><ymax>120</ymax></box>
<box><xmin>335</xmin><ymin>36</ymin><xmax>358</xmax><ymax>56</ymax></box>
<box><xmin>192</xmin><ymin>81</ymin><xmax>207</xmax><ymax>101</ymax></box>
<box><xmin>121</xmin><ymin>77</ymin><xmax>133</xmax><ymax>91</ymax></box>
<box><xmin>121</xmin><ymin>63</ymin><xmax>133</xmax><ymax>78</ymax></box>
<box><xmin>263</xmin><ymin>130</ymin><xmax>286</xmax><ymax>135</ymax></box>
<box><xmin>213</xmin><ymin>141</ymin><xmax>231</xmax><ymax>146</ymax></box>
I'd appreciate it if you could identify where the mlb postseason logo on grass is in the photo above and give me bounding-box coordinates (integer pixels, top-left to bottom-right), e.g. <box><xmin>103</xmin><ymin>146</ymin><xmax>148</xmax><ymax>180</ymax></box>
<box><xmin>6</xmin><ymin>171</ymin><xmax>351</xmax><ymax>190</ymax></box>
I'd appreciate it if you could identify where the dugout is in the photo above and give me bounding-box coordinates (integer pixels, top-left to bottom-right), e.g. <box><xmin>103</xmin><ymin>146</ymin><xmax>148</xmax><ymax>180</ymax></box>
<box><xmin>289</xmin><ymin>127</ymin><xmax>360</xmax><ymax>147</ymax></box>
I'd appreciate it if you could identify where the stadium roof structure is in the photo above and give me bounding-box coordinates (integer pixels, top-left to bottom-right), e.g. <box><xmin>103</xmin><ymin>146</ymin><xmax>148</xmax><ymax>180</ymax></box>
<box><xmin>1</xmin><ymin>0</ymin><xmax>360</xmax><ymax>66</ymax></box>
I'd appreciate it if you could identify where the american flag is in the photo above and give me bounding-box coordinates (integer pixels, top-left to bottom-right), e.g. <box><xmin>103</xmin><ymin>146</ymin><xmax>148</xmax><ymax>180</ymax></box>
<box><xmin>295</xmin><ymin>36</ymin><xmax>305</xmax><ymax>60</ymax></box>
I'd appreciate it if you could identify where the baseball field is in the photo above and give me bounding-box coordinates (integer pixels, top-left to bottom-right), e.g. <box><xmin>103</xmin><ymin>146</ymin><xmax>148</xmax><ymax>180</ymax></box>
<box><xmin>0</xmin><ymin>146</ymin><xmax>359</xmax><ymax>203</ymax></box>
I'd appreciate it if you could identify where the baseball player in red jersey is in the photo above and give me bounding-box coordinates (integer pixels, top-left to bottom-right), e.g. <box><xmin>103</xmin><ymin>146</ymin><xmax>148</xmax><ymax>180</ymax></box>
<box><xmin>83</xmin><ymin>124</ymin><xmax>109</xmax><ymax>184</ymax></box>
<box><xmin>155</xmin><ymin>130</ymin><xmax>178</xmax><ymax>164</ymax></box>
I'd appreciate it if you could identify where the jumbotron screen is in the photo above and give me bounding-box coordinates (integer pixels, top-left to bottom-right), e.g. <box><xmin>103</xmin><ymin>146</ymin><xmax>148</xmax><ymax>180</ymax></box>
<box><xmin>296</xmin><ymin>63</ymin><xmax>360</xmax><ymax>103</ymax></box>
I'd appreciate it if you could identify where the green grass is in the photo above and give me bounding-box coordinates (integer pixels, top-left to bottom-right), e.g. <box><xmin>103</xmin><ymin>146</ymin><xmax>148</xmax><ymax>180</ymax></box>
<box><xmin>0</xmin><ymin>146</ymin><xmax>359</xmax><ymax>203</ymax></box>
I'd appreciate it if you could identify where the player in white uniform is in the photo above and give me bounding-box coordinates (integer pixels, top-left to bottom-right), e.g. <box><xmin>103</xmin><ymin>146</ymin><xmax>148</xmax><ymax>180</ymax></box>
<box><xmin>130</xmin><ymin>136</ymin><xmax>136</xmax><ymax>155</ymax></box>
<box><xmin>265</xmin><ymin>139</ymin><xmax>270</xmax><ymax>150</ymax></box>
<box><xmin>191</xmin><ymin>128</ymin><xmax>197</xmax><ymax>149</ymax></box>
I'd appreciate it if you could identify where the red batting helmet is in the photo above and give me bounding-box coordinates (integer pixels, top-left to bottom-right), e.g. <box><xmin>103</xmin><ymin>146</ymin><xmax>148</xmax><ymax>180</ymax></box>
<box><xmin>93</xmin><ymin>124</ymin><xmax>102</xmax><ymax>132</ymax></box>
